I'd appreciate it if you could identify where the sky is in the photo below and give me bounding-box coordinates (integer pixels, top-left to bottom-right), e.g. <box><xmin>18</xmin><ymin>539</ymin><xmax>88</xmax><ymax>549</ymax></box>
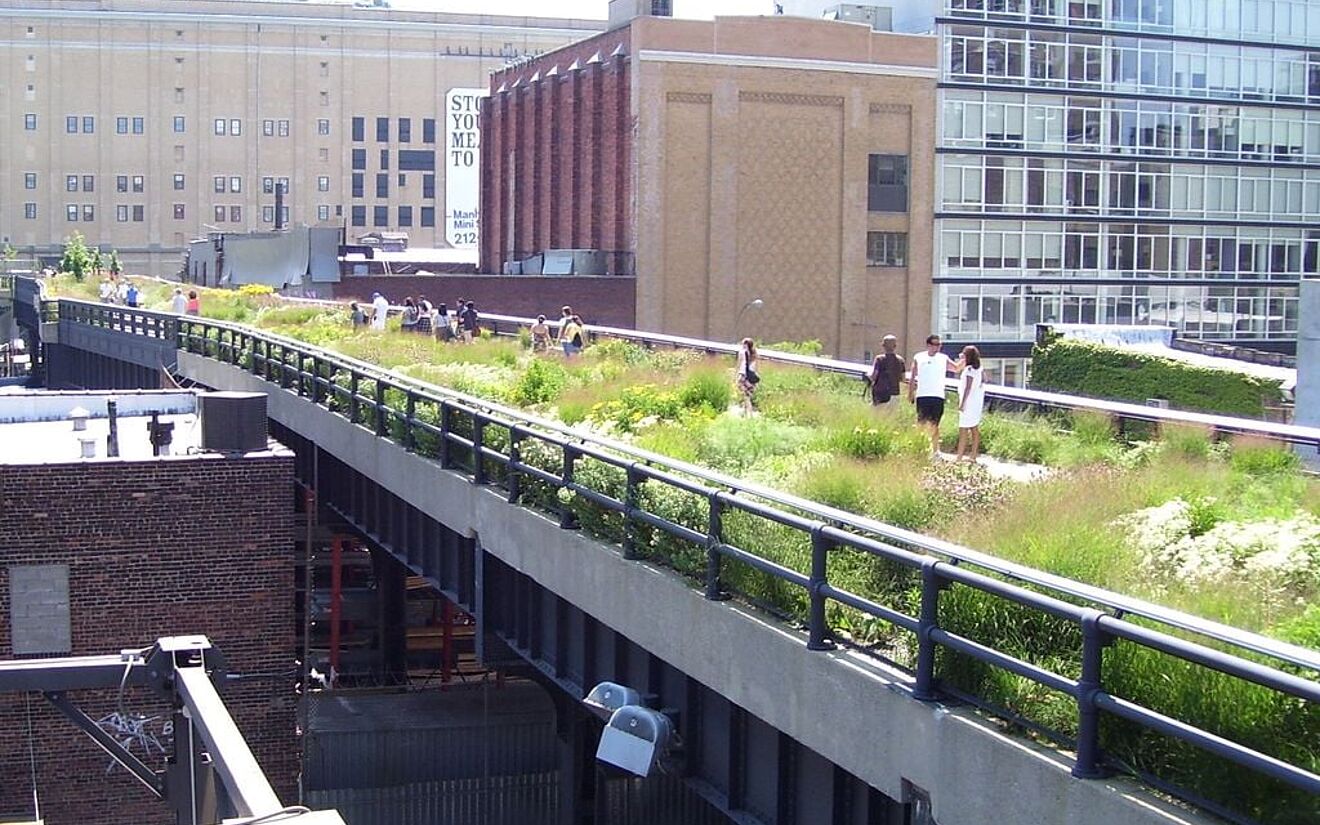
<box><xmin>385</xmin><ymin>0</ymin><xmax>782</xmax><ymax>19</ymax></box>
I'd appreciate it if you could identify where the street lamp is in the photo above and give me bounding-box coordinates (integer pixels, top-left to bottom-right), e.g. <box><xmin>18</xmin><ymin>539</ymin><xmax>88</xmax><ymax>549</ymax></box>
<box><xmin>736</xmin><ymin>298</ymin><xmax>764</xmax><ymax>338</ymax></box>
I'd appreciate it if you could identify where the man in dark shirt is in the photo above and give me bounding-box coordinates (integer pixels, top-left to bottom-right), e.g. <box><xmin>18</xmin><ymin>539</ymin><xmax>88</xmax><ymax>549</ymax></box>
<box><xmin>460</xmin><ymin>301</ymin><xmax>480</xmax><ymax>343</ymax></box>
<box><xmin>868</xmin><ymin>334</ymin><xmax>906</xmax><ymax>406</ymax></box>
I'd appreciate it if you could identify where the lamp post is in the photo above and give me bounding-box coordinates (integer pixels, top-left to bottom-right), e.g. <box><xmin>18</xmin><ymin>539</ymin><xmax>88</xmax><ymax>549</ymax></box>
<box><xmin>736</xmin><ymin>298</ymin><xmax>764</xmax><ymax>338</ymax></box>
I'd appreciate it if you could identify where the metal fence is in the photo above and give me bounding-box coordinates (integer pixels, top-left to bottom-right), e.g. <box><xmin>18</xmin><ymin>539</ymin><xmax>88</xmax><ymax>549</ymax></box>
<box><xmin>29</xmin><ymin>290</ymin><xmax>1320</xmax><ymax>822</ymax></box>
<box><xmin>306</xmin><ymin>773</ymin><xmax>559</xmax><ymax>825</ymax></box>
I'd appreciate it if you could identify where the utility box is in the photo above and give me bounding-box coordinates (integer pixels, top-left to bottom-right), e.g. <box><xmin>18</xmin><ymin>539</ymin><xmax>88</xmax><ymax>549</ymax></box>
<box><xmin>199</xmin><ymin>391</ymin><xmax>268</xmax><ymax>452</ymax></box>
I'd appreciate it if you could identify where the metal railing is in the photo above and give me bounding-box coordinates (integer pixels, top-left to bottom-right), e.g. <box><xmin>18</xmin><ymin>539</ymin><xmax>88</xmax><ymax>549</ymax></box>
<box><xmin>31</xmin><ymin>292</ymin><xmax>1320</xmax><ymax>821</ymax></box>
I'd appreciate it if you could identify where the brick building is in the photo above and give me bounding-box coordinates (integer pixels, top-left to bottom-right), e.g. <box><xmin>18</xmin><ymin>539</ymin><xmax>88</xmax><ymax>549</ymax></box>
<box><xmin>480</xmin><ymin>8</ymin><xmax>938</xmax><ymax>359</ymax></box>
<box><xmin>0</xmin><ymin>391</ymin><xmax>296</xmax><ymax>825</ymax></box>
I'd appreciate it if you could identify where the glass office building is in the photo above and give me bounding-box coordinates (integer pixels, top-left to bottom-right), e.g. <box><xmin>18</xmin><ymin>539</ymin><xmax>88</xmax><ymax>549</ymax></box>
<box><xmin>935</xmin><ymin>0</ymin><xmax>1320</xmax><ymax>382</ymax></box>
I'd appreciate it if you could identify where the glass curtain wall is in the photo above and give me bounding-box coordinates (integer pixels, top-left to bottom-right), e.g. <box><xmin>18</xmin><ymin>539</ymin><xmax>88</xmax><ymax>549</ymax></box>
<box><xmin>935</xmin><ymin>0</ymin><xmax>1320</xmax><ymax>354</ymax></box>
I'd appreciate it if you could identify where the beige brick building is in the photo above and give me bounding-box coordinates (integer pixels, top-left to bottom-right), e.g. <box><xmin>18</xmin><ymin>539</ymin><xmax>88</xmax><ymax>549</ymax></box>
<box><xmin>0</xmin><ymin>0</ymin><xmax>597</xmax><ymax>276</ymax></box>
<box><xmin>483</xmin><ymin>12</ymin><xmax>938</xmax><ymax>359</ymax></box>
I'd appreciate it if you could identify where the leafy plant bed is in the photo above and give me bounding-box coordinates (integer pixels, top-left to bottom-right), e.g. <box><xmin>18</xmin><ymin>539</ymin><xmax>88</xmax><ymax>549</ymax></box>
<box><xmin>47</xmin><ymin>276</ymin><xmax>1320</xmax><ymax>823</ymax></box>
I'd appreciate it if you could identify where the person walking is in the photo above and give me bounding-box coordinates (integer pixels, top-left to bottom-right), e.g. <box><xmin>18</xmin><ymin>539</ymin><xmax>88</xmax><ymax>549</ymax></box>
<box><xmin>735</xmin><ymin>337</ymin><xmax>760</xmax><ymax>415</ymax></box>
<box><xmin>530</xmin><ymin>314</ymin><xmax>551</xmax><ymax>353</ymax></box>
<box><xmin>401</xmin><ymin>297</ymin><xmax>419</xmax><ymax>333</ymax></box>
<box><xmin>459</xmin><ymin>301</ymin><xmax>480</xmax><ymax>343</ymax></box>
<box><xmin>955</xmin><ymin>346</ymin><xmax>986</xmax><ymax>462</ymax></box>
<box><xmin>124</xmin><ymin>282</ymin><xmax>140</xmax><ymax>309</ymax></box>
<box><xmin>416</xmin><ymin>296</ymin><xmax>433</xmax><ymax>335</ymax></box>
<box><xmin>907</xmin><ymin>334</ymin><xmax>957</xmax><ymax>457</ymax></box>
<box><xmin>555</xmin><ymin>305</ymin><xmax>574</xmax><ymax>346</ymax></box>
<box><xmin>867</xmin><ymin>334</ymin><xmax>905</xmax><ymax>407</ymax></box>
<box><xmin>350</xmin><ymin>302</ymin><xmax>367</xmax><ymax>328</ymax></box>
<box><xmin>171</xmin><ymin>287</ymin><xmax>187</xmax><ymax>314</ymax></box>
<box><xmin>560</xmin><ymin>313</ymin><xmax>585</xmax><ymax>357</ymax></box>
<box><xmin>185</xmin><ymin>290</ymin><xmax>201</xmax><ymax>316</ymax></box>
<box><xmin>371</xmin><ymin>291</ymin><xmax>390</xmax><ymax>331</ymax></box>
<box><xmin>435</xmin><ymin>303</ymin><xmax>453</xmax><ymax>342</ymax></box>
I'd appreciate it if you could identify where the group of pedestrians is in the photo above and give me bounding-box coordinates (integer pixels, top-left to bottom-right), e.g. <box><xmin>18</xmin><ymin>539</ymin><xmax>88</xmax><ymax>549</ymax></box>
<box><xmin>528</xmin><ymin>306</ymin><xmax>587</xmax><ymax>356</ymax></box>
<box><xmin>352</xmin><ymin>293</ymin><xmax>482</xmax><ymax>343</ymax></box>
<box><xmin>98</xmin><ymin>278</ymin><xmax>141</xmax><ymax>308</ymax></box>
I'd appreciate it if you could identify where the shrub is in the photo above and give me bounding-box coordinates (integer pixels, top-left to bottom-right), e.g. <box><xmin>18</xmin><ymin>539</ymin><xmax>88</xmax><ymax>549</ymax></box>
<box><xmin>510</xmin><ymin>357</ymin><xmax>569</xmax><ymax>407</ymax></box>
<box><xmin>1160</xmin><ymin>423</ymin><xmax>1218</xmax><ymax>460</ymax></box>
<box><xmin>1230</xmin><ymin>436</ymin><xmax>1301</xmax><ymax>476</ymax></box>
<box><xmin>978</xmin><ymin>413</ymin><xmax>1062</xmax><ymax>464</ymax></box>
<box><xmin>678</xmin><ymin>366</ymin><xmax>732</xmax><ymax>412</ymax></box>
<box><xmin>239</xmin><ymin>283</ymin><xmax>275</xmax><ymax>297</ymax></box>
<box><xmin>1030</xmin><ymin>338</ymin><xmax>1281</xmax><ymax>418</ymax></box>
<box><xmin>764</xmin><ymin>339</ymin><xmax>824</xmax><ymax>356</ymax></box>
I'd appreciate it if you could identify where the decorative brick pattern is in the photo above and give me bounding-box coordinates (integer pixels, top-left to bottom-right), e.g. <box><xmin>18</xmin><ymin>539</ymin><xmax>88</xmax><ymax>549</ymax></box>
<box><xmin>0</xmin><ymin>456</ymin><xmax>297</xmax><ymax>825</ymax></box>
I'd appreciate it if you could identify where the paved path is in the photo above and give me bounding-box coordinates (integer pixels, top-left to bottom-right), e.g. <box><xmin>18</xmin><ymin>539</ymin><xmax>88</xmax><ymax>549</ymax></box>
<box><xmin>935</xmin><ymin>451</ymin><xmax>1052</xmax><ymax>483</ymax></box>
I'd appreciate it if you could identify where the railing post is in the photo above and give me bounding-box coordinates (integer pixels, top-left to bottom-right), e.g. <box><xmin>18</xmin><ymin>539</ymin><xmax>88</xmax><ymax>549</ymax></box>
<box><xmin>705</xmin><ymin>493</ymin><xmax>728</xmax><ymax>601</ymax></box>
<box><xmin>373</xmin><ymin>379</ymin><xmax>387</xmax><ymax>437</ymax></box>
<box><xmin>472</xmin><ymin>416</ymin><xmax>487</xmax><ymax>484</ymax></box>
<box><xmin>622</xmin><ymin>464</ymin><xmax>644</xmax><ymax>560</ymax></box>
<box><xmin>913</xmin><ymin>558</ymin><xmax>943</xmax><ymax>702</ymax></box>
<box><xmin>439</xmin><ymin>402</ymin><xmax>454</xmax><ymax>468</ymax></box>
<box><xmin>311</xmin><ymin>356</ymin><xmax>325</xmax><ymax>405</ymax></box>
<box><xmin>808</xmin><ymin>525</ymin><xmax>833</xmax><ymax>651</ymax></box>
<box><xmin>559</xmin><ymin>445</ymin><xmax>579</xmax><ymax>529</ymax></box>
<box><xmin>1073</xmin><ymin>610</ymin><xmax>1111</xmax><ymax>779</ymax></box>
<box><xmin>252</xmin><ymin>337</ymin><xmax>263</xmax><ymax>375</ymax></box>
<box><xmin>404</xmin><ymin>391</ymin><xmax>417</xmax><ymax>451</ymax></box>
<box><xmin>279</xmin><ymin>344</ymin><xmax>292</xmax><ymax>389</ymax></box>
<box><xmin>507</xmin><ymin>426</ymin><xmax>523</xmax><ymax>504</ymax></box>
<box><xmin>349</xmin><ymin>372</ymin><xmax>361</xmax><ymax>425</ymax></box>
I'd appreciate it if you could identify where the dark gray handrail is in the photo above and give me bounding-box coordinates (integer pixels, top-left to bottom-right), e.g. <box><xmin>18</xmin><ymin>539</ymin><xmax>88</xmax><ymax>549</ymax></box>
<box><xmin>34</xmin><ymin>291</ymin><xmax>1320</xmax><ymax>813</ymax></box>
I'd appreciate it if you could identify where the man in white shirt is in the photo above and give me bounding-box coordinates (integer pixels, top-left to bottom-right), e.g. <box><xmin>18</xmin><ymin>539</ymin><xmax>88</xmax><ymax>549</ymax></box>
<box><xmin>907</xmin><ymin>334</ymin><xmax>958</xmax><ymax>457</ymax></box>
<box><xmin>371</xmin><ymin>292</ymin><xmax>390</xmax><ymax>331</ymax></box>
<box><xmin>171</xmin><ymin>287</ymin><xmax>187</xmax><ymax>314</ymax></box>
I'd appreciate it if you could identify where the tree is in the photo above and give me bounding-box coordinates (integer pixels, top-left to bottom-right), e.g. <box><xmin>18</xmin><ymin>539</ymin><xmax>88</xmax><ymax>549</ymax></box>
<box><xmin>59</xmin><ymin>232</ymin><xmax>95</xmax><ymax>282</ymax></box>
<box><xmin>108</xmin><ymin>249</ymin><xmax>123</xmax><ymax>277</ymax></box>
<box><xmin>91</xmin><ymin>248</ymin><xmax>104</xmax><ymax>277</ymax></box>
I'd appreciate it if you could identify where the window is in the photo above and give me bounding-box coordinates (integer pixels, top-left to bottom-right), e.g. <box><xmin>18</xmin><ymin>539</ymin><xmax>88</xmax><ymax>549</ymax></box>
<box><xmin>318</xmin><ymin>119</ymin><xmax>330</xmax><ymax>136</ymax></box>
<box><xmin>132</xmin><ymin>117</ymin><xmax>143</xmax><ymax>134</ymax></box>
<box><xmin>352</xmin><ymin>149</ymin><xmax>366</xmax><ymax>170</ymax></box>
<box><xmin>173</xmin><ymin>174</ymin><xmax>186</xmax><ymax>190</ymax></box>
<box><xmin>398</xmin><ymin>173</ymin><xmax>406</xmax><ymax>187</ymax></box>
<box><xmin>261</xmin><ymin>177</ymin><xmax>274</xmax><ymax>195</ymax></box>
<box><xmin>376</xmin><ymin>173</ymin><xmax>388</xmax><ymax>198</ymax></box>
<box><xmin>117</xmin><ymin>116</ymin><xmax>128</xmax><ymax>134</ymax></box>
<box><xmin>66</xmin><ymin>116</ymin><xmax>78</xmax><ymax>134</ymax></box>
<box><xmin>263</xmin><ymin>206</ymin><xmax>274</xmax><ymax>223</ymax></box>
<box><xmin>351</xmin><ymin>205</ymin><xmax>366</xmax><ymax>226</ymax></box>
<box><xmin>423</xmin><ymin>118</ymin><xmax>436</xmax><ymax>144</ymax></box>
<box><xmin>173</xmin><ymin>203</ymin><xmax>185</xmax><ymax>220</ymax></box>
<box><xmin>399</xmin><ymin>117</ymin><xmax>411</xmax><ymax>143</ymax></box>
<box><xmin>214</xmin><ymin>176</ymin><xmax>225</xmax><ymax>193</ymax></box>
<box><xmin>352</xmin><ymin>116</ymin><xmax>364</xmax><ymax>142</ymax></box>
<box><xmin>263</xmin><ymin>119</ymin><xmax>275</xmax><ymax>137</ymax></box>
<box><xmin>215</xmin><ymin>206</ymin><xmax>226</xmax><ymax>222</ymax></box>
<box><xmin>174</xmin><ymin>145</ymin><xmax>185</xmax><ymax>161</ymax></box>
<box><xmin>868</xmin><ymin>154</ymin><xmax>909</xmax><ymax>212</ymax></box>
<box><xmin>23</xmin><ymin>173</ymin><xmax>36</xmax><ymax>190</ymax></box>
<box><xmin>24</xmin><ymin>84</ymin><xmax>34</xmax><ymax>101</ymax></box>
<box><xmin>319</xmin><ymin>61</ymin><xmax>329</xmax><ymax>77</ymax></box>
<box><xmin>229</xmin><ymin>176</ymin><xmax>242</xmax><ymax>193</ymax></box>
<box><xmin>24</xmin><ymin>113</ymin><xmax>37</xmax><ymax>130</ymax></box>
<box><xmin>26</xmin><ymin>26</ymin><xmax>34</xmax><ymax>38</ymax></box>
<box><xmin>278</xmin><ymin>119</ymin><xmax>289</xmax><ymax>137</ymax></box>
<box><xmin>174</xmin><ymin>87</ymin><xmax>185</xmax><ymax>103</ymax></box>
<box><xmin>351</xmin><ymin>173</ymin><xmax>364</xmax><ymax>198</ymax></box>
<box><xmin>83</xmin><ymin>116</ymin><xmax>94</xmax><ymax>133</ymax></box>
<box><xmin>399</xmin><ymin>149</ymin><xmax>435</xmax><ymax>171</ymax></box>
<box><xmin>132</xmin><ymin>176</ymin><xmax>143</xmax><ymax>193</ymax></box>
<box><xmin>230</xmin><ymin>206</ymin><xmax>241</xmax><ymax>223</ymax></box>
<box><xmin>373</xmin><ymin>206</ymin><xmax>388</xmax><ymax>227</ymax></box>
<box><xmin>66</xmin><ymin>175</ymin><xmax>78</xmax><ymax>192</ymax></box>
<box><xmin>398</xmin><ymin>205</ymin><xmax>413</xmax><ymax>226</ymax></box>
<box><xmin>215</xmin><ymin>118</ymin><xmax>226</xmax><ymax>135</ymax></box>
<box><xmin>229</xmin><ymin>119</ymin><xmax>241</xmax><ymax>136</ymax></box>
<box><xmin>318</xmin><ymin>176</ymin><xmax>330</xmax><ymax>192</ymax></box>
<box><xmin>422</xmin><ymin>173</ymin><xmax>435</xmax><ymax>199</ymax></box>
<box><xmin>66</xmin><ymin>204</ymin><xmax>78</xmax><ymax>221</ymax></box>
<box><xmin>867</xmin><ymin>232</ymin><xmax>908</xmax><ymax>266</ymax></box>
<box><xmin>380</xmin><ymin>149</ymin><xmax>390</xmax><ymax>170</ymax></box>
<box><xmin>319</xmin><ymin>148</ymin><xmax>329</xmax><ymax>161</ymax></box>
<box><xmin>82</xmin><ymin>175</ymin><xmax>94</xmax><ymax>192</ymax></box>
<box><xmin>317</xmin><ymin>204</ymin><xmax>330</xmax><ymax>221</ymax></box>
<box><xmin>117</xmin><ymin>205</ymin><xmax>129</xmax><ymax>222</ymax></box>
<box><xmin>25</xmin><ymin>55</ymin><xmax>35</xmax><ymax>71</ymax></box>
<box><xmin>116</xmin><ymin>175</ymin><xmax>128</xmax><ymax>193</ymax></box>
<box><xmin>279</xmin><ymin>176</ymin><xmax>289</xmax><ymax>193</ymax></box>
<box><xmin>132</xmin><ymin>205</ymin><xmax>144</xmax><ymax>222</ymax></box>
<box><xmin>376</xmin><ymin>117</ymin><xmax>389</xmax><ymax>142</ymax></box>
<box><xmin>24</xmin><ymin>203</ymin><xmax>36</xmax><ymax>220</ymax></box>
<box><xmin>173</xmin><ymin>116</ymin><xmax>186</xmax><ymax>133</ymax></box>
<box><xmin>319</xmin><ymin>91</ymin><xmax>329</xmax><ymax>107</ymax></box>
<box><xmin>420</xmin><ymin>206</ymin><xmax>435</xmax><ymax>227</ymax></box>
<box><xmin>82</xmin><ymin>204</ymin><xmax>94</xmax><ymax>221</ymax></box>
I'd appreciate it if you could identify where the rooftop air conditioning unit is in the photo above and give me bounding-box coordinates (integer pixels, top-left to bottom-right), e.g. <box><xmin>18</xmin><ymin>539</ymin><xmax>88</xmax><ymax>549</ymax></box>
<box><xmin>199</xmin><ymin>391</ymin><xmax>268</xmax><ymax>452</ymax></box>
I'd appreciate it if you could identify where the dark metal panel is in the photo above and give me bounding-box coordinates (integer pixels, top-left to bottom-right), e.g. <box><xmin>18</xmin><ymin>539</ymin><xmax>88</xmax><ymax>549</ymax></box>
<box><xmin>740</xmin><ymin>714</ymin><xmax>780</xmax><ymax>823</ymax></box>
<box><xmin>700</xmin><ymin>693</ymin><xmax>731</xmax><ymax>798</ymax></box>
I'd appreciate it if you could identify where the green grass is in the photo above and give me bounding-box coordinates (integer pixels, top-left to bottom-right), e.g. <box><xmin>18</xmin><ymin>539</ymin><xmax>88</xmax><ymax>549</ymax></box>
<box><xmin>45</xmin><ymin>275</ymin><xmax>1320</xmax><ymax>823</ymax></box>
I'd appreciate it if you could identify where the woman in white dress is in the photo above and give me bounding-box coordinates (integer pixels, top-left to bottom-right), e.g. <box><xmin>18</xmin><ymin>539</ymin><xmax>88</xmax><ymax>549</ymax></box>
<box><xmin>956</xmin><ymin>345</ymin><xmax>985</xmax><ymax>462</ymax></box>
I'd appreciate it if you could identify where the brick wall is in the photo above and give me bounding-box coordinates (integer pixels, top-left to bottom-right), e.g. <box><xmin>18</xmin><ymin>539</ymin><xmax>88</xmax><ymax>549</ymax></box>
<box><xmin>0</xmin><ymin>454</ymin><xmax>297</xmax><ymax>825</ymax></box>
<box><xmin>334</xmin><ymin>274</ymin><xmax>637</xmax><ymax>328</ymax></box>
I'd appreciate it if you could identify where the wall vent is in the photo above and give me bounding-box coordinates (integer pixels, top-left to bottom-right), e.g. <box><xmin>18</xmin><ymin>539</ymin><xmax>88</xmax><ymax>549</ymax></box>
<box><xmin>199</xmin><ymin>391</ymin><xmax>268</xmax><ymax>452</ymax></box>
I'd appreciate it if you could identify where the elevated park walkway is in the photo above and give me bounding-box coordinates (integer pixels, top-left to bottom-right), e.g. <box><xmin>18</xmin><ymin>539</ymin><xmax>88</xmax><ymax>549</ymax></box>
<box><xmin>5</xmin><ymin>274</ymin><xmax>1319</xmax><ymax>825</ymax></box>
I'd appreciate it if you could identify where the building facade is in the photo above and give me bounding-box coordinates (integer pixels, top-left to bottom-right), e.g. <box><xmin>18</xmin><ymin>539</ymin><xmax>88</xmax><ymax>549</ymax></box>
<box><xmin>481</xmin><ymin>13</ymin><xmax>938</xmax><ymax>359</ymax></box>
<box><xmin>936</xmin><ymin>0</ymin><xmax>1320</xmax><ymax>382</ymax></box>
<box><xmin>0</xmin><ymin>0</ymin><xmax>597</xmax><ymax>277</ymax></box>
